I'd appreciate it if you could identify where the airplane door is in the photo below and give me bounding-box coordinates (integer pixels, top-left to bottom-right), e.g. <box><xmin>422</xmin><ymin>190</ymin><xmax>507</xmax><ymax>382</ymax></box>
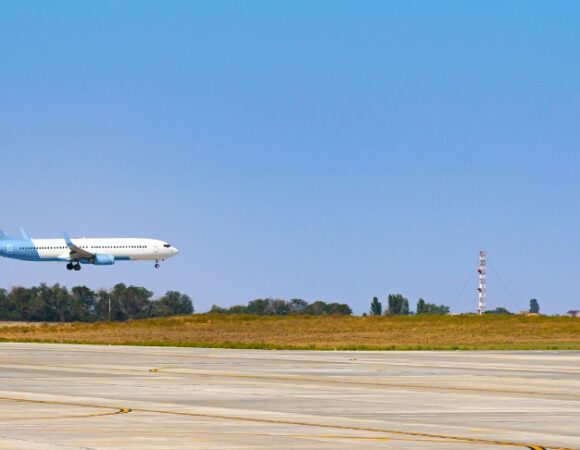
<box><xmin>6</xmin><ymin>244</ymin><xmax>13</xmax><ymax>255</ymax></box>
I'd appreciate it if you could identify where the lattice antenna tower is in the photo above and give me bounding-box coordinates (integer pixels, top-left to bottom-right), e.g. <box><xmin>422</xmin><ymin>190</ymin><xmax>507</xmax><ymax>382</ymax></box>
<box><xmin>476</xmin><ymin>251</ymin><xmax>487</xmax><ymax>314</ymax></box>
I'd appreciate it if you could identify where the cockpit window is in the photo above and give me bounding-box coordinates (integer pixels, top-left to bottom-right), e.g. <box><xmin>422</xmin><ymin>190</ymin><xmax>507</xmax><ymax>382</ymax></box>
<box><xmin>163</xmin><ymin>244</ymin><xmax>171</xmax><ymax>248</ymax></box>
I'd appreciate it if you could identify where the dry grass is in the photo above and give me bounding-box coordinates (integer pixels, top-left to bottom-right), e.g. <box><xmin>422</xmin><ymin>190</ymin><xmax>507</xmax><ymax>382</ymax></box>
<box><xmin>0</xmin><ymin>314</ymin><xmax>578</xmax><ymax>350</ymax></box>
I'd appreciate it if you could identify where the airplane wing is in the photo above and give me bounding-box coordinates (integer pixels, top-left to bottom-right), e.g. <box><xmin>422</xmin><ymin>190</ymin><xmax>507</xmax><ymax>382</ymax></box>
<box><xmin>63</xmin><ymin>232</ymin><xmax>94</xmax><ymax>260</ymax></box>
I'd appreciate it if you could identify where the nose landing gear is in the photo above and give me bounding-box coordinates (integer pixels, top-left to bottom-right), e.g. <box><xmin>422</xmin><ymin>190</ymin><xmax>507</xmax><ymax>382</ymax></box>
<box><xmin>155</xmin><ymin>260</ymin><xmax>160</xmax><ymax>269</ymax></box>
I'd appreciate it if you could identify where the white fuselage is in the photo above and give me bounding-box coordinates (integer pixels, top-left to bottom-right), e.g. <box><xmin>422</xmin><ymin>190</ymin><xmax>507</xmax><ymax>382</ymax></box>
<box><xmin>0</xmin><ymin>237</ymin><xmax>179</xmax><ymax>265</ymax></box>
<box><xmin>28</xmin><ymin>238</ymin><xmax>177</xmax><ymax>261</ymax></box>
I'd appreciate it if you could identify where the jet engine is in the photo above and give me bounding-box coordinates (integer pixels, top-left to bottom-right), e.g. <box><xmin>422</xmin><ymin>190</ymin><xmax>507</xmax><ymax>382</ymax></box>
<box><xmin>93</xmin><ymin>254</ymin><xmax>115</xmax><ymax>265</ymax></box>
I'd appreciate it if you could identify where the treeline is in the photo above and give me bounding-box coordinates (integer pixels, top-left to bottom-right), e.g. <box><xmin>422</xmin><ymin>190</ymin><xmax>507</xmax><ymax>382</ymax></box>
<box><xmin>370</xmin><ymin>294</ymin><xmax>450</xmax><ymax>316</ymax></box>
<box><xmin>0</xmin><ymin>283</ymin><xmax>193</xmax><ymax>322</ymax></box>
<box><xmin>210</xmin><ymin>298</ymin><xmax>352</xmax><ymax>316</ymax></box>
<box><xmin>369</xmin><ymin>295</ymin><xmax>542</xmax><ymax>316</ymax></box>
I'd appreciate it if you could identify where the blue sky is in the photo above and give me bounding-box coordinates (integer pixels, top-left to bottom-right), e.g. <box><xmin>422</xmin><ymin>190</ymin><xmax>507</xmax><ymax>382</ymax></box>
<box><xmin>1</xmin><ymin>1</ymin><xmax>579</xmax><ymax>314</ymax></box>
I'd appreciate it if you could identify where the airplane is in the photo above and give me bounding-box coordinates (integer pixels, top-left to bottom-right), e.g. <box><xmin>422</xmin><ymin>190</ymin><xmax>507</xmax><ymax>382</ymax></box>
<box><xmin>0</xmin><ymin>227</ymin><xmax>178</xmax><ymax>271</ymax></box>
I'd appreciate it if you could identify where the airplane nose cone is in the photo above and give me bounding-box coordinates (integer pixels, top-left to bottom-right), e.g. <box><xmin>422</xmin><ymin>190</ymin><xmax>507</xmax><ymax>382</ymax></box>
<box><xmin>171</xmin><ymin>246</ymin><xmax>179</xmax><ymax>255</ymax></box>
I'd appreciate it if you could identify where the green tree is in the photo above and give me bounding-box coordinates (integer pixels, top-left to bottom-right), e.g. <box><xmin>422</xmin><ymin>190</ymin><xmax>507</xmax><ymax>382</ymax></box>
<box><xmin>246</xmin><ymin>299</ymin><xmax>269</xmax><ymax>315</ymax></box>
<box><xmin>112</xmin><ymin>284</ymin><xmax>153</xmax><ymax>320</ymax></box>
<box><xmin>288</xmin><ymin>298</ymin><xmax>308</xmax><ymax>314</ymax></box>
<box><xmin>303</xmin><ymin>301</ymin><xmax>328</xmax><ymax>315</ymax></box>
<box><xmin>209</xmin><ymin>298</ymin><xmax>352</xmax><ymax>316</ymax></box>
<box><xmin>387</xmin><ymin>294</ymin><xmax>410</xmax><ymax>315</ymax></box>
<box><xmin>416</xmin><ymin>298</ymin><xmax>426</xmax><ymax>314</ymax></box>
<box><xmin>52</xmin><ymin>284</ymin><xmax>72</xmax><ymax>322</ymax></box>
<box><xmin>1</xmin><ymin>288</ymin><xmax>23</xmax><ymax>320</ymax></box>
<box><xmin>70</xmin><ymin>286</ymin><xmax>97</xmax><ymax>321</ymax></box>
<box><xmin>301</xmin><ymin>300</ymin><xmax>349</xmax><ymax>315</ymax></box>
<box><xmin>327</xmin><ymin>302</ymin><xmax>352</xmax><ymax>315</ymax></box>
<box><xmin>370</xmin><ymin>297</ymin><xmax>382</xmax><ymax>316</ymax></box>
<box><xmin>0</xmin><ymin>289</ymin><xmax>9</xmax><ymax>320</ymax></box>
<box><xmin>268</xmin><ymin>299</ymin><xmax>289</xmax><ymax>315</ymax></box>
<box><xmin>529</xmin><ymin>299</ymin><xmax>540</xmax><ymax>314</ymax></box>
<box><xmin>485</xmin><ymin>307</ymin><xmax>512</xmax><ymax>315</ymax></box>
<box><xmin>28</xmin><ymin>284</ymin><xmax>58</xmax><ymax>322</ymax></box>
<box><xmin>416</xmin><ymin>299</ymin><xmax>449</xmax><ymax>315</ymax></box>
<box><xmin>94</xmin><ymin>284</ymin><xmax>152</xmax><ymax>321</ymax></box>
<box><xmin>152</xmin><ymin>291</ymin><xmax>194</xmax><ymax>317</ymax></box>
<box><xmin>227</xmin><ymin>305</ymin><xmax>248</xmax><ymax>314</ymax></box>
<box><xmin>401</xmin><ymin>298</ymin><xmax>410</xmax><ymax>315</ymax></box>
<box><xmin>30</xmin><ymin>284</ymin><xmax>71</xmax><ymax>322</ymax></box>
<box><xmin>0</xmin><ymin>284</ymin><xmax>196</xmax><ymax>323</ymax></box>
<box><xmin>95</xmin><ymin>289</ymin><xmax>111</xmax><ymax>321</ymax></box>
<box><xmin>10</xmin><ymin>286</ymin><xmax>35</xmax><ymax>321</ymax></box>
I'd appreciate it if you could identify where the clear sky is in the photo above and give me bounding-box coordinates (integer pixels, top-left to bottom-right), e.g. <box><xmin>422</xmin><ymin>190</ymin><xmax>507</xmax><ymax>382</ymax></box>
<box><xmin>1</xmin><ymin>1</ymin><xmax>579</xmax><ymax>315</ymax></box>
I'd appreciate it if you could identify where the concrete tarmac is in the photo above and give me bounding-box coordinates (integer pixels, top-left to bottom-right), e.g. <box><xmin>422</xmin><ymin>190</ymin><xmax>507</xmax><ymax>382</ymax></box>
<box><xmin>0</xmin><ymin>343</ymin><xmax>577</xmax><ymax>449</ymax></box>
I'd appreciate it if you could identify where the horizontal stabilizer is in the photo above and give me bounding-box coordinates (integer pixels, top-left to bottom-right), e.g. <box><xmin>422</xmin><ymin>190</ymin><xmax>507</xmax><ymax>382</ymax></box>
<box><xmin>0</xmin><ymin>230</ymin><xmax>14</xmax><ymax>241</ymax></box>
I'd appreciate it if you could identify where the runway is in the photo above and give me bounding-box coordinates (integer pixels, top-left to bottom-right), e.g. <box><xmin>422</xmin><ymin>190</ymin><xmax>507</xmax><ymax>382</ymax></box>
<box><xmin>0</xmin><ymin>343</ymin><xmax>577</xmax><ymax>449</ymax></box>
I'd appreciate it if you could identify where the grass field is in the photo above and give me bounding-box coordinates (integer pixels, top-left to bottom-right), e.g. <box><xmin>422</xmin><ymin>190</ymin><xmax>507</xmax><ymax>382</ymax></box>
<box><xmin>0</xmin><ymin>314</ymin><xmax>578</xmax><ymax>350</ymax></box>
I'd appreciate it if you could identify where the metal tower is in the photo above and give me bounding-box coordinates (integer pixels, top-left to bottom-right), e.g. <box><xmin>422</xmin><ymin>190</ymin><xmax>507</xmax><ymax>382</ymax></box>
<box><xmin>477</xmin><ymin>251</ymin><xmax>487</xmax><ymax>314</ymax></box>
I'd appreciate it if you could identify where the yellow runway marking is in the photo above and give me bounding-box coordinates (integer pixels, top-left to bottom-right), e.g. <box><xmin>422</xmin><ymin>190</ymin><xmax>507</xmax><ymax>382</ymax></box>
<box><xmin>0</xmin><ymin>397</ymin><xmax>131</xmax><ymax>421</ymax></box>
<box><xmin>127</xmin><ymin>406</ymin><xmax>567</xmax><ymax>450</ymax></box>
<box><xmin>0</xmin><ymin>396</ymin><xmax>568</xmax><ymax>449</ymax></box>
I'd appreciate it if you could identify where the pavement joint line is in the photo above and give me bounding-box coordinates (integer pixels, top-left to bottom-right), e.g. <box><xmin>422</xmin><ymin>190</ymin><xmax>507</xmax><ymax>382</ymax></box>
<box><xmin>0</xmin><ymin>395</ymin><xmax>566</xmax><ymax>449</ymax></box>
<box><xmin>3</xmin><ymin>345</ymin><xmax>579</xmax><ymax>375</ymax></box>
<box><xmin>125</xmin><ymin>406</ymin><xmax>571</xmax><ymax>450</ymax></box>
<box><xmin>154</xmin><ymin>368</ymin><xmax>580</xmax><ymax>401</ymax></box>
<box><xmin>2</xmin><ymin>361</ymin><xmax>578</xmax><ymax>400</ymax></box>
<box><xmin>9</xmin><ymin>376</ymin><xmax>567</xmax><ymax>422</ymax></box>
<box><xmin>0</xmin><ymin>344</ymin><xmax>576</xmax><ymax>449</ymax></box>
<box><xmin>0</xmin><ymin>397</ymin><xmax>132</xmax><ymax>420</ymax></box>
<box><xmin>0</xmin><ymin>432</ymin><xmax>97</xmax><ymax>450</ymax></box>
<box><xmin>235</xmin><ymin>432</ymin><xmax>496</xmax><ymax>443</ymax></box>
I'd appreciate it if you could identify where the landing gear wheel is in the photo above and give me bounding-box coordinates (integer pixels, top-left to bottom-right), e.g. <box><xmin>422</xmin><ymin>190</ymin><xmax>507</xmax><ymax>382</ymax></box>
<box><xmin>73</xmin><ymin>263</ymin><xmax>81</xmax><ymax>271</ymax></box>
<box><xmin>155</xmin><ymin>263</ymin><xmax>160</xmax><ymax>269</ymax></box>
<box><xmin>66</xmin><ymin>263</ymin><xmax>74</xmax><ymax>271</ymax></box>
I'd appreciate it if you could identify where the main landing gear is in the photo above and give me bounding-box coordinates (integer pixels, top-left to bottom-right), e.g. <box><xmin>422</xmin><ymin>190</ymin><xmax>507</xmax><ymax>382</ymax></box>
<box><xmin>67</xmin><ymin>262</ymin><xmax>81</xmax><ymax>271</ymax></box>
<box><xmin>155</xmin><ymin>260</ymin><xmax>160</xmax><ymax>269</ymax></box>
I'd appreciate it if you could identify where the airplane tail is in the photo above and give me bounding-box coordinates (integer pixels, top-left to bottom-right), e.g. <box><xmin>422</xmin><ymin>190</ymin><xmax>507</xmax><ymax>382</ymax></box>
<box><xmin>0</xmin><ymin>227</ymin><xmax>30</xmax><ymax>241</ymax></box>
